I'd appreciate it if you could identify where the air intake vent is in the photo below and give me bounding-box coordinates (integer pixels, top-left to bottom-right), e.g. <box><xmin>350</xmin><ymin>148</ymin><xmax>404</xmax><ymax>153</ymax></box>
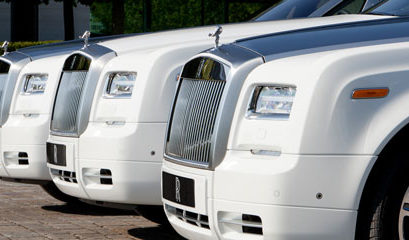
<box><xmin>82</xmin><ymin>168</ymin><xmax>113</xmax><ymax>185</ymax></box>
<box><xmin>51</xmin><ymin>168</ymin><xmax>77</xmax><ymax>184</ymax></box>
<box><xmin>51</xmin><ymin>54</ymin><xmax>91</xmax><ymax>135</ymax></box>
<box><xmin>166</xmin><ymin>57</ymin><xmax>229</xmax><ymax>167</ymax></box>
<box><xmin>242</xmin><ymin>214</ymin><xmax>263</xmax><ymax>235</ymax></box>
<box><xmin>100</xmin><ymin>169</ymin><xmax>112</xmax><ymax>185</ymax></box>
<box><xmin>219</xmin><ymin>212</ymin><xmax>263</xmax><ymax>236</ymax></box>
<box><xmin>3</xmin><ymin>152</ymin><xmax>29</xmax><ymax>166</ymax></box>
<box><xmin>165</xmin><ymin>204</ymin><xmax>210</xmax><ymax>229</ymax></box>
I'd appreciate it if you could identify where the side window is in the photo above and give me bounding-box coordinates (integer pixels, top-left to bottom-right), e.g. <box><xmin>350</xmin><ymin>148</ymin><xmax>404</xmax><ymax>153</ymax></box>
<box><xmin>325</xmin><ymin>0</ymin><xmax>366</xmax><ymax>15</ymax></box>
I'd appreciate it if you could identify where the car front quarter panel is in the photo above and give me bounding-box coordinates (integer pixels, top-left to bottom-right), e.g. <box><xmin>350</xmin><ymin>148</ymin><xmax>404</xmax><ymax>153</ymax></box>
<box><xmin>229</xmin><ymin>41</ymin><xmax>409</xmax><ymax>157</ymax></box>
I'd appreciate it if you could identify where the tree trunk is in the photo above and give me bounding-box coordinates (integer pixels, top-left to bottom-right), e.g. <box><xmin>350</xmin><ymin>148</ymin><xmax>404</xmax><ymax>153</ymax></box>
<box><xmin>63</xmin><ymin>0</ymin><xmax>75</xmax><ymax>40</ymax></box>
<box><xmin>112</xmin><ymin>0</ymin><xmax>124</xmax><ymax>34</ymax></box>
<box><xmin>143</xmin><ymin>0</ymin><xmax>152</xmax><ymax>32</ymax></box>
<box><xmin>10</xmin><ymin>0</ymin><xmax>38</xmax><ymax>41</ymax></box>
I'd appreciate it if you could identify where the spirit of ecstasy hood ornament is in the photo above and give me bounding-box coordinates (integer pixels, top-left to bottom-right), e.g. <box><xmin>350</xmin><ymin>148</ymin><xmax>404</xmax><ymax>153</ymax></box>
<box><xmin>208</xmin><ymin>25</ymin><xmax>223</xmax><ymax>48</ymax></box>
<box><xmin>1</xmin><ymin>41</ymin><xmax>9</xmax><ymax>56</ymax></box>
<box><xmin>79</xmin><ymin>30</ymin><xmax>91</xmax><ymax>49</ymax></box>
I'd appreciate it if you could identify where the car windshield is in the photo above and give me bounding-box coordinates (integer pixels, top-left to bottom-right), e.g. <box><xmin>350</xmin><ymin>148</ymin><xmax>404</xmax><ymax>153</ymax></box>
<box><xmin>365</xmin><ymin>0</ymin><xmax>409</xmax><ymax>16</ymax></box>
<box><xmin>253</xmin><ymin>0</ymin><xmax>332</xmax><ymax>21</ymax></box>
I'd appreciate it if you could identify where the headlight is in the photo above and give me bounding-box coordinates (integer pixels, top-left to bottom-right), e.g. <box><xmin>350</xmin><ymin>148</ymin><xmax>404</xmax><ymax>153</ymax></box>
<box><xmin>248</xmin><ymin>85</ymin><xmax>296</xmax><ymax>119</ymax></box>
<box><xmin>104</xmin><ymin>72</ymin><xmax>136</xmax><ymax>98</ymax></box>
<box><xmin>22</xmin><ymin>74</ymin><xmax>48</xmax><ymax>94</ymax></box>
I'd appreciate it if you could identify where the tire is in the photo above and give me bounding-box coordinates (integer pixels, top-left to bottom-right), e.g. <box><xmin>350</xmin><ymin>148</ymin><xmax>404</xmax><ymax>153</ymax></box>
<box><xmin>41</xmin><ymin>181</ymin><xmax>79</xmax><ymax>204</ymax></box>
<box><xmin>135</xmin><ymin>205</ymin><xmax>170</xmax><ymax>226</ymax></box>
<box><xmin>399</xmin><ymin>187</ymin><xmax>409</xmax><ymax>240</ymax></box>
<box><xmin>356</xmin><ymin>152</ymin><xmax>409</xmax><ymax>240</ymax></box>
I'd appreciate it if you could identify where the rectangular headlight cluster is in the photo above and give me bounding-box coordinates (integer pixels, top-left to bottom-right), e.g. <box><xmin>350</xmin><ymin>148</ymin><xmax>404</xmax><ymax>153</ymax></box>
<box><xmin>104</xmin><ymin>72</ymin><xmax>137</xmax><ymax>98</ymax></box>
<box><xmin>248</xmin><ymin>85</ymin><xmax>296</xmax><ymax>119</ymax></box>
<box><xmin>22</xmin><ymin>74</ymin><xmax>48</xmax><ymax>94</ymax></box>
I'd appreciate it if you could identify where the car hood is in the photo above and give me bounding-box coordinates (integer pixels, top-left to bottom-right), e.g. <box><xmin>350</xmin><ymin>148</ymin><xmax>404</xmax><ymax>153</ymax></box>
<box><xmin>97</xmin><ymin>14</ymin><xmax>390</xmax><ymax>55</ymax></box>
<box><xmin>9</xmin><ymin>34</ymin><xmax>130</xmax><ymax>61</ymax></box>
<box><xmin>234</xmin><ymin>16</ymin><xmax>409</xmax><ymax>62</ymax></box>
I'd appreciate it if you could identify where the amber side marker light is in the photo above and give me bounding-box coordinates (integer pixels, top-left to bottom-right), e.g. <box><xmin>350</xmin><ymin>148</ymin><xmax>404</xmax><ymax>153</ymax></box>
<box><xmin>352</xmin><ymin>88</ymin><xmax>389</xmax><ymax>99</ymax></box>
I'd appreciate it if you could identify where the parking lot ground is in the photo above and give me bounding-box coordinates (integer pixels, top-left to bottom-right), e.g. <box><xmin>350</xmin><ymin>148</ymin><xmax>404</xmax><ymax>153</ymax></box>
<box><xmin>0</xmin><ymin>181</ymin><xmax>185</xmax><ymax>240</ymax></box>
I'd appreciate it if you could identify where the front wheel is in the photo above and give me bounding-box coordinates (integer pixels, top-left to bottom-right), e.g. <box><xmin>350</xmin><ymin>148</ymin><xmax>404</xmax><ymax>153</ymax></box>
<box><xmin>356</xmin><ymin>155</ymin><xmax>409</xmax><ymax>239</ymax></box>
<box><xmin>399</xmin><ymin>187</ymin><xmax>409</xmax><ymax>239</ymax></box>
<box><xmin>41</xmin><ymin>181</ymin><xmax>79</xmax><ymax>204</ymax></box>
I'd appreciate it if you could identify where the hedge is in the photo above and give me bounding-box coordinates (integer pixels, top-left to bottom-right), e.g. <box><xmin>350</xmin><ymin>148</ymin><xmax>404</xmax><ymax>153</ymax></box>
<box><xmin>0</xmin><ymin>41</ymin><xmax>61</xmax><ymax>55</ymax></box>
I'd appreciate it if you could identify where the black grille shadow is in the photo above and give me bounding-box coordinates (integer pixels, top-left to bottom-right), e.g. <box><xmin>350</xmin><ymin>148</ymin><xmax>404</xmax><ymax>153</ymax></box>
<box><xmin>41</xmin><ymin>202</ymin><xmax>135</xmax><ymax>216</ymax></box>
<box><xmin>128</xmin><ymin>225</ymin><xmax>186</xmax><ymax>240</ymax></box>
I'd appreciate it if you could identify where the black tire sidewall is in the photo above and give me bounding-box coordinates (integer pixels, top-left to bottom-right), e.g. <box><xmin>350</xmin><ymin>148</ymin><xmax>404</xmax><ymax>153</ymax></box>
<box><xmin>357</xmin><ymin>155</ymin><xmax>409</xmax><ymax>239</ymax></box>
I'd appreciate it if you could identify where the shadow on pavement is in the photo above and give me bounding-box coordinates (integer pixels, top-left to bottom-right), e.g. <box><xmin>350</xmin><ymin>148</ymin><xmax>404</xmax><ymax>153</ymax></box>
<box><xmin>41</xmin><ymin>202</ymin><xmax>136</xmax><ymax>216</ymax></box>
<box><xmin>128</xmin><ymin>225</ymin><xmax>186</xmax><ymax>240</ymax></box>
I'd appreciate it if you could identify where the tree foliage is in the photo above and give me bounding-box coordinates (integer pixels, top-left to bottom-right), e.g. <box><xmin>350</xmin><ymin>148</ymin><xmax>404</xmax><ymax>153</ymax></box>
<box><xmin>91</xmin><ymin>0</ymin><xmax>272</xmax><ymax>35</ymax></box>
<box><xmin>1</xmin><ymin>0</ymin><xmax>273</xmax><ymax>36</ymax></box>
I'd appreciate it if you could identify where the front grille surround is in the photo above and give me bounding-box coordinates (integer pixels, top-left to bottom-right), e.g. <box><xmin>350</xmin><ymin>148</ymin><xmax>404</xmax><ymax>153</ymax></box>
<box><xmin>50</xmin><ymin>54</ymin><xmax>91</xmax><ymax>135</ymax></box>
<box><xmin>166</xmin><ymin>57</ymin><xmax>229</xmax><ymax>167</ymax></box>
<box><xmin>165</xmin><ymin>48</ymin><xmax>264</xmax><ymax>169</ymax></box>
<box><xmin>50</xmin><ymin>45</ymin><xmax>116</xmax><ymax>137</ymax></box>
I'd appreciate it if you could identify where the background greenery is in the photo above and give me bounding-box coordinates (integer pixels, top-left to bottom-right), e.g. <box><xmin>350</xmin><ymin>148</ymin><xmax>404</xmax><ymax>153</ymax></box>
<box><xmin>90</xmin><ymin>0</ymin><xmax>272</xmax><ymax>35</ymax></box>
<box><xmin>0</xmin><ymin>0</ymin><xmax>274</xmax><ymax>54</ymax></box>
<box><xmin>0</xmin><ymin>41</ymin><xmax>61</xmax><ymax>55</ymax></box>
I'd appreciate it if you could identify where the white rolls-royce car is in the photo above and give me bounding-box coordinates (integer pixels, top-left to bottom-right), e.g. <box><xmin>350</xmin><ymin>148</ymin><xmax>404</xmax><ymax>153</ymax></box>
<box><xmin>0</xmin><ymin>38</ymin><xmax>121</xmax><ymax>201</ymax></box>
<box><xmin>162</xmin><ymin>7</ymin><xmax>409</xmax><ymax>240</ymax></box>
<box><xmin>45</xmin><ymin>0</ymin><xmax>387</xmax><ymax>221</ymax></box>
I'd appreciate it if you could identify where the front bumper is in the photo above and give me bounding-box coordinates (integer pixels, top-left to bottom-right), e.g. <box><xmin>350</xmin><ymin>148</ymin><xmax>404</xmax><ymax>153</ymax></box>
<box><xmin>0</xmin><ymin>114</ymin><xmax>51</xmax><ymax>181</ymax></box>
<box><xmin>162</xmin><ymin>151</ymin><xmax>376</xmax><ymax>240</ymax></box>
<box><xmin>47</xmin><ymin>122</ymin><xmax>166</xmax><ymax>205</ymax></box>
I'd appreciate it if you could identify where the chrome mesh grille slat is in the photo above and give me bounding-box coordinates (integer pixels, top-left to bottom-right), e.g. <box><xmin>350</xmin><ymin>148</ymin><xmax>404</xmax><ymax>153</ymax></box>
<box><xmin>51</xmin><ymin>71</ymin><xmax>88</xmax><ymax>133</ymax></box>
<box><xmin>166</xmin><ymin>78</ymin><xmax>226</xmax><ymax>165</ymax></box>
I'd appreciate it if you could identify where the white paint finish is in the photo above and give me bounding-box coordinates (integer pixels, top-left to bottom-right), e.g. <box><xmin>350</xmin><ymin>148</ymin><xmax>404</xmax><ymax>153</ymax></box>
<box><xmin>229</xmin><ymin>41</ymin><xmax>409</xmax><ymax>156</ymax></box>
<box><xmin>0</xmin><ymin>54</ymin><xmax>69</xmax><ymax>181</ymax></box>
<box><xmin>0</xmin><ymin>144</ymin><xmax>51</xmax><ymax>180</ymax></box>
<box><xmin>9</xmin><ymin>54</ymin><xmax>68</xmax><ymax>115</ymax></box>
<box><xmin>213</xmin><ymin>151</ymin><xmax>376</xmax><ymax>210</ymax></box>
<box><xmin>79</xmin><ymin>159</ymin><xmax>162</xmax><ymax>205</ymax></box>
<box><xmin>2</xmin><ymin>114</ymin><xmax>49</xmax><ymax>145</ymax></box>
<box><xmin>78</xmin><ymin>122</ymin><xmax>166</xmax><ymax>162</ymax></box>
<box><xmin>213</xmin><ymin>199</ymin><xmax>357</xmax><ymax>240</ymax></box>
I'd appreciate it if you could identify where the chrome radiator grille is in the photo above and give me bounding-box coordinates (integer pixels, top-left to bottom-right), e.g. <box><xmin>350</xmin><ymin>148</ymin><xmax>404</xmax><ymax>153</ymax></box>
<box><xmin>166</xmin><ymin>57</ymin><xmax>228</xmax><ymax>166</ymax></box>
<box><xmin>51</xmin><ymin>54</ymin><xmax>90</xmax><ymax>135</ymax></box>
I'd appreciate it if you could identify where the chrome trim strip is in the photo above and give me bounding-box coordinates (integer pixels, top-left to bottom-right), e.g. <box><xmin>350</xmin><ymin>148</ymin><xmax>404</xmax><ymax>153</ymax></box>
<box><xmin>219</xmin><ymin>219</ymin><xmax>263</xmax><ymax>228</ymax></box>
